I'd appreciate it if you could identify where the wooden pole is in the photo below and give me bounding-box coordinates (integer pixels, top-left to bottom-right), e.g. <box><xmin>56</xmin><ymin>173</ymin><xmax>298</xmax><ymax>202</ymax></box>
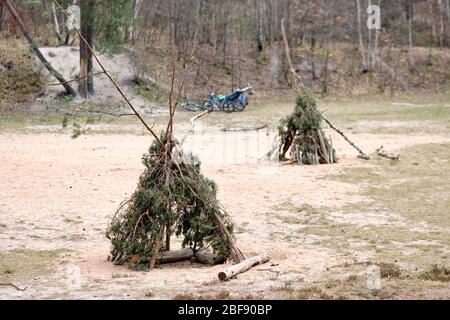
<box><xmin>317</xmin><ymin>129</ymin><xmax>330</xmax><ymax>164</ymax></box>
<box><xmin>2</xmin><ymin>0</ymin><xmax>77</xmax><ymax>97</ymax></box>
<box><xmin>281</xmin><ymin>18</ymin><xmax>306</xmax><ymax>92</ymax></box>
<box><xmin>149</xmin><ymin>225</ymin><xmax>165</xmax><ymax>269</ymax></box>
<box><xmin>218</xmin><ymin>255</ymin><xmax>270</xmax><ymax>281</ymax></box>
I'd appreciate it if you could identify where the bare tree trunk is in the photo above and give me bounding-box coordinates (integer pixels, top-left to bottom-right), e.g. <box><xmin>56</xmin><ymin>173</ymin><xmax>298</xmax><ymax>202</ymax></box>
<box><xmin>429</xmin><ymin>0</ymin><xmax>437</xmax><ymax>43</ymax></box>
<box><xmin>445</xmin><ymin>0</ymin><xmax>450</xmax><ymax>46</ymax></box>
<box><xmin>79</xmin><ymin>0</ymin><xmax>96</xmax><ymax>97</ymax></box>
<box><xmin>2</xmin><ymin>0</ymin><xmax>77</xmax><ymax>96</ymax></box>
<box><xmin>407</xmin><ymin>0</ymin><xmax>413</xmax><ymax>49</ymax></box>
<box><xmin>0</xmin><ymin>1</ymin><xmax>4</xmax><ymax>32</ymax></box>
<box><xmin>51</xmin><ymin>1</ymin><xmax>61</xmax><ymax>42</ymax></box>
<box><xmin>41</xmin><ymin>0</ymin><xmax>49</xmax><ymax>11</ymax></box>
<box><xmin>321</xmin><ymin>40</ymin><xmax>330</xmax><ymax>97</ymax></box>
<box><xmin>438</xmin><ymin>0</ymin><xmax>445</xmax><ymax>47</ymax></box>
<box><xmin>129</xmin><ymin>0</ymin><xmax>142</xmax><ymax>43</ymax></box>
<box><xmin>256</xmin><ymin>0</ymin><xmax>264</xmax><ymax>52</ymax></box>
<box><xmin>356</xmin><ymin>0</ymin><xmax>368</xmax><ymax>70</ymax></box>
<box><xmin>446</xmin><ymin>0</ymin><xmax>450</xmax><ymax>18</ymax></box>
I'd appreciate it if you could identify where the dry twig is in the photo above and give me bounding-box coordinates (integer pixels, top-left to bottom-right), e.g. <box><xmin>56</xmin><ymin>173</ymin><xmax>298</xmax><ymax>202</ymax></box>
<box><xmin>376</xmin><ymin>146</ymin><xmax>400</xmax><ymax>160</ymax></box>
<box><xmin>221</xmin><ymin>124</ymin><xmax>268</xmax><ymax>132</ymax></box>
<box><xmin>0</xmin><ymin>283</ymin><xmax>27</xmax><ymax>291</ymax></box>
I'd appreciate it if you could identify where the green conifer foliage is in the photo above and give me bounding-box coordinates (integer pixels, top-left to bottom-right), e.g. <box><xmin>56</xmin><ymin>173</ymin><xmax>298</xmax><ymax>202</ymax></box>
<box><xmin>106</xmin><ymin>135</ymin><xmax>237</xmax><ymax>269</ymax></box>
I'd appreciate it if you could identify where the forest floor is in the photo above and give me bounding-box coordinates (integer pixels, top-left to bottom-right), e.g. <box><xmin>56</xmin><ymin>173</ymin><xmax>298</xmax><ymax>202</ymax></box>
<box><xmin>0</xmin><ymin>93</ymin><xmax>449</xmax><ymax>299</ymax></box>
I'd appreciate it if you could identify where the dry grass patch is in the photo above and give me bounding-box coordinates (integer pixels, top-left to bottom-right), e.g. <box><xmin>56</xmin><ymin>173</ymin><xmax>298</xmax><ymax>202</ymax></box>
<box><xmin>0</xmin><ymin>249</ymin><xmax>66</xmax><ymax>282</ymax></box>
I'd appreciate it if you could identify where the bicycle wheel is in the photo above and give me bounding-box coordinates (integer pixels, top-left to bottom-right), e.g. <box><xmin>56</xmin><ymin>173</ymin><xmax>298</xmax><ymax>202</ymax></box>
<box><xmin>222</xmin><ymin>101</ymin><xmax>234</xmax><ymax>113</ymax></box>
<box><xmin>232</xmin><ymin>100</ymin><xmax>247</xmax><ymax>112</ymax></box>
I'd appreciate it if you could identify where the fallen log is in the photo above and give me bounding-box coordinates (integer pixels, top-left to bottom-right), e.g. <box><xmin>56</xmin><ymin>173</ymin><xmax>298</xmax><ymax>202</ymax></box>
<box><xmin>194</xmin><ymin>250</ymin><xmax>226</xmax><ymax>265</ymax></box>
<box><xmin>218</xmin><ymin>254</ymin><xmax>270</xmax><ymax>281</ymax></box>
<box><xmin>376</xmin><ymin>146</ymin><xmax>400</xmax><ymax>160</ymax></box>
<box><xmin>158</xmin><ymin>248</ymin><xmax>194</xmax><ymax>264</ymax></box>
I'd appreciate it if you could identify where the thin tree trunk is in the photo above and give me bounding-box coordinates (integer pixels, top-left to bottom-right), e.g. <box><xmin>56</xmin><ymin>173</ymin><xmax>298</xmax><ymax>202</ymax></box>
<box><xmin>321</xmin><ymin>40</ymin><xmax>330</xmax><ymax>96</ymax></box>
<box><xmin>438</xmin><ymin>0</ymin><xmax>445</xmax><ymax>47</ymax></box>
<box><xmin>445</xmin><ymin>0</ymin><xmax>450</xmax><ymax>46</ymax></box>
<box><xmin>2</xmin><ymin>0</ymin><xmax>77</xmax><ymax>96</ymax></box>
<box><xmin>429</xmin><ymin>0</ymin><xmax>437</xmax><ymax>42</ymax></box>
<box><xmin>446</xmin><ymin>0</ymin><xmax>450</xmax><ymax>19</ymax></box>
<box><xmin>79</xmin><ymin>0</ymin><xmax>96</xmax><ymax>97</ymax></box>
<box><xmin>408</xmin><ymin>0</ymin><xmax>413</xmax><ymax>49</ymax></box>
<box><xmin>51</xmin><ymin>1</ymin><xmax>62</xmax><ymax>42</ymax></box>
<box><xmin>0</xmin><ymin>1</ymin><xmax>4</xmax><ymax>32</ymax></box>
<box><xmin>129</xmin><ymin>0</ymin><xmax>142</xmax><ymax>43</ymax></box>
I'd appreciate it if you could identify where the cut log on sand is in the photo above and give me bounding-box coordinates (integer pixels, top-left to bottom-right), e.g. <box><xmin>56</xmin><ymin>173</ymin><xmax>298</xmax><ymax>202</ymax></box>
<box><xmin>218</xmin><ymin>254</ymin><xmax>270</xmax><ymax>281</ymax></box>
<box><xmin>140</xmin><ymin>249</ymin><xmax>226</xmax><ymax>265</ymax></box>
<box><xmin>194</xmin><ymin>251</ymin><xmax>226</xmax><ymax>265</ymax></box>
<box><xmin>157</xmin><ymin>248</ymin><xmax>194</xmax><ymax>264</ymax></box>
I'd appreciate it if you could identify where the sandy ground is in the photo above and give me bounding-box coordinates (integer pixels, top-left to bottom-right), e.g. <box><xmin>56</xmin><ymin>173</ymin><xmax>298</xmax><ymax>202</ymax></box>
<box><xmin>1</xmin><ymin>125</ymin><xmax>449</xmax><ymax>299</ymax></box>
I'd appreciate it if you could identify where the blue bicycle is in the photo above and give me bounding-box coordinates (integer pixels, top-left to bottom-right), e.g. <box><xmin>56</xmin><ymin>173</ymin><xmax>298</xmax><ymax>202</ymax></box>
<box><xmin>182</xmin><ymin>85</ymin><xmax>254</xmax><ymax>112</ymax></box>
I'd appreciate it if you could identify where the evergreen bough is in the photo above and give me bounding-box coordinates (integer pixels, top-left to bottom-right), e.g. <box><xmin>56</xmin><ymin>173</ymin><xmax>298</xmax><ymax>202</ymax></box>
<box><xmin>106</xmin><ymin>135</ymin><xmax>243</xmax><ymax>269</ymax></box>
